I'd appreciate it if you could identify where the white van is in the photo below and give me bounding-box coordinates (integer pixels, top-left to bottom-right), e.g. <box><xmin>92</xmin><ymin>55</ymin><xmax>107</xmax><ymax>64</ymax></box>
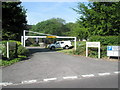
<box><xmin>48</xmin><ymin>41</ymin><xmax>73</xmax><ymax>50</ymax></box>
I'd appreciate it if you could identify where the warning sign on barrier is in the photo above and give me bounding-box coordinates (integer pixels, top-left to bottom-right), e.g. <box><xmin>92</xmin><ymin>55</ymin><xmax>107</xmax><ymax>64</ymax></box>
<box><xmin>46</xmin><ymin>36</ymin><xmax>56</xmax><ymax>38</ymax></box>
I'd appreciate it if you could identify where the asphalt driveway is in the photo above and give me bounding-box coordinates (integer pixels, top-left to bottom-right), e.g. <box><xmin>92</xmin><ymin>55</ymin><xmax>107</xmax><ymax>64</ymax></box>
<box><xmin>2</xmin><ymin>48</ymin><xmax>119</xmax><ymax>84</ymax></box>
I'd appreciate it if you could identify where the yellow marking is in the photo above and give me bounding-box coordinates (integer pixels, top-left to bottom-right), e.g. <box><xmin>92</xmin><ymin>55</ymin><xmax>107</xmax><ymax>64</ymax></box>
<box><xmin>46</xmin><ymin>36</ymin><xmax>56</xmax><ymax>38</ymax></box>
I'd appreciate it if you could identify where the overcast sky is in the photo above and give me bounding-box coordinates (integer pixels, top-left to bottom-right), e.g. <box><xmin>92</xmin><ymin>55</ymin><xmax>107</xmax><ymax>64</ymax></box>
<box><xmin>21</xmin><ymin>2</ymin><xmax>89</xmax><ymax>25</ymax></box>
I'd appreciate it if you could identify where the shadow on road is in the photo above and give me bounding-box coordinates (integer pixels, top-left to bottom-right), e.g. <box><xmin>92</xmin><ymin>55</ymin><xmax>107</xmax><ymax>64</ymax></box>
<box><xmin>27</xmin><ymin>47</ymin><xmax>63</xmax><ymax>55</ymax></box>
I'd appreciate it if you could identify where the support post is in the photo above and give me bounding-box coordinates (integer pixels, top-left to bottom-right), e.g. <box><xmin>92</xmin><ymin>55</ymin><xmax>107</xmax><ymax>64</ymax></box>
<box><xmin>21</xmin><ymin>36</ymin><xmax>23</xmax><ymax>46</ymax></box>
<box><xmin>98</xmin><ymin>45</ymin><xmax>100</xmax><ymax>58</ymax></box>
<box><xmin>7</xmin><ymin>42</ymin><xmax>9</xmax><ymax>58</ymax></box>
<box><xmin>86</xmin><ymin>45</ymin><xmax>88</xmax><ymax>57</ymax></box>
<box><xmin>74</xmin><ymin>37</ymin><xmax>76</xmax><ymax>50</ymax></box>
<box><xmin>23</xmin><ymin>30</ymin><xmax>26</xmax><ymax>47</ymax></box>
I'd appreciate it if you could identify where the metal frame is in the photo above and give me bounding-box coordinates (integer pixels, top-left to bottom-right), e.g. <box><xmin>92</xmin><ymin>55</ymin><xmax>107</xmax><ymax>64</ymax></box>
<box><xmin>22</xmin><ymin>30</ymin><xmax>77</xmax><ymax>50</ymax></box>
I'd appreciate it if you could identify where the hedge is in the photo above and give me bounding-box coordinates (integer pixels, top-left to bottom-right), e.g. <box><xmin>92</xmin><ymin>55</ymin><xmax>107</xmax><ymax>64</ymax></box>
<box><xmin>89</xmin><ymin>36</ymin><xmax>119</xmax><ymax>45</ymax></box>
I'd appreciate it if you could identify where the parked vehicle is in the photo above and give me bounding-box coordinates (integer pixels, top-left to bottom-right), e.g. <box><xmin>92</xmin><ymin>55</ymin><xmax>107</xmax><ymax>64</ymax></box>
<box><xmin>48</xmin><ymin>41</ymin><xmax>73</xmax><ymax>50</ymax></box>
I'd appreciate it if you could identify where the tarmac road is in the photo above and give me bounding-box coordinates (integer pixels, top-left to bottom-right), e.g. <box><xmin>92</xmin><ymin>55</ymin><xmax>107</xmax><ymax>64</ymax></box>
<box><xmin>1</xmin><ymin>48</ymin><xmax>119</xmax><ymax>88</ymax></box>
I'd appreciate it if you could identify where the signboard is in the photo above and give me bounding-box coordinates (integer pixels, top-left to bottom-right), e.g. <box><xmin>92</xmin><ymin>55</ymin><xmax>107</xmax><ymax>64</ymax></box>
<box><xmin>86</xmin><ymin>42</ymin><xmax>100</xmax><ymax>58</ymax></box>
<box><xmin>46</xmin><ymin>36</ymin><xmax>56</xmax><ymax>38</ymax></box>
<box><xmin>107</xmin><ymin>46</ymin><xmax>120</xmax><ymax>57</ymax></box>
<box><xmin>9</xmin><ymin>42</ymin><xmax>17</xmax><ymax>50</ymax></box>
<box><xmin>86</xmin><ymin>42</ymin><xmax>100</xmax><ymax>47</ymax></box>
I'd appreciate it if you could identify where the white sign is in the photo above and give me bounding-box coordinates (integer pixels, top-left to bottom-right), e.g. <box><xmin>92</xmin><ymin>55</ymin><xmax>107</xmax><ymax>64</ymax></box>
<box><xmin>86</xmin><ymin>42</ymin><xmax>100</xmax><ymax>58</ymax></box>
<box><xmin>107</xmin><ymin>46</ymin><xmax>120</xmax><ymax>57</ymax></box>
<box><xmin>86</xmin><ymin>42</ymin><xmax>100</xmax><ymax>47</ymax></box>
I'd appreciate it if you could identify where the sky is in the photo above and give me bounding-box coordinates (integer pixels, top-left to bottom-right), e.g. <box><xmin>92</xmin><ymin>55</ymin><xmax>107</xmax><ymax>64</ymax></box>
<box><xmin>21</xmin><ymin>2</ymin><xmax>89</xmax><ymax>25</ymax></box>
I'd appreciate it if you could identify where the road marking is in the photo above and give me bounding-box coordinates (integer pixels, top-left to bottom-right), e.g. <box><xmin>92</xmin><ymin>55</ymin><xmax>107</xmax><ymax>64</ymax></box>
<box><xmin>98</xmin><ymin>73</ymin><xmax>110</xmax><ymax>76</ymax></box>
<box><xmin>81</xmin><ymin>74</ymin><xmax>95</xmax><ymax>77</ymax></box>
<box><xmin>114</xmin><ymin>71</ymin><xmax>120</xmax><ymax>74</ymax></box>
<box><xmin>21</xmin><ymin>80</ymin><xmax>37</xmax><ymax>84</ymax></box>
<box><xmin>43</xmin><ymin>78</ymin><xmax>57</xmax><ymax>82</ymax></box>
<box><xmin>0</xmin><ymin>82</ymin><xmax>13</xmax><ymax>86</ymax></box>
<box><xmin>63</xmin><ymin>76</ymin><xmax>78</xmax><ymax>79</ymax></box>
<box><xmin>2</xmin><ymin>71</ymin><xmax>119</xmax><ymax>87</ymax></box>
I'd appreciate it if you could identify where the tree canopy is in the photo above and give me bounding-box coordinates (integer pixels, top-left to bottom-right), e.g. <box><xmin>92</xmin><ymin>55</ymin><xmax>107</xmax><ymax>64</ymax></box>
<box><xmin>2</xmin><ymin>2</ymin><xmax>27</xmax><ymax>41</ymax></box>
<box><xmin>30</xmin><ymin>18</ymin><xmax>68</xmax><ymax>36</ymax></box>
<box><xmin>73</xmin><ymin>2</ymin><xmax>120</xmax><ymax>36</ymax></box>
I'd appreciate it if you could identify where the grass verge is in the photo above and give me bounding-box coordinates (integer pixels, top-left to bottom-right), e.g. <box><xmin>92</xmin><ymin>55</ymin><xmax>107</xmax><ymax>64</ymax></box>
<box><xmin>0</xmin><ymin>55</ymin><xmax>27</xmax><ymax>67</ymax></box>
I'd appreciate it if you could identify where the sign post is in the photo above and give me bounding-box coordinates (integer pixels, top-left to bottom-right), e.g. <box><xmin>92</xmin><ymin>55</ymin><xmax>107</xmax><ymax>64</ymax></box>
<box><xmin>86</xmin><ymin>42</ymin><xmax>100</xmax><ymax>58</ymax></box>
<box><xmin>7</xmin><ymin>42</ymin><xmax>9</xmax><ymax>58</ymax></box>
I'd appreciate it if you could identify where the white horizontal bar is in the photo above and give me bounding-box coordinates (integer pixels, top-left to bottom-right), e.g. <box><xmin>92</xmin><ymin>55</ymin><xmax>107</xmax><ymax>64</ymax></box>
<box><xmin>114</xmin><ymin>71</ymin><xmax>120</xmax><ymax>74</ymax></box>
<box><xmin>98</xmin><ymin>73</ymin><xmax>110</xmax><ymax>76</ymax></box>
<box><xmin>63</xmin><ymin>76</ymin><xmax>78</xmax><ymax>79</ymax></box>
<box><xmin>21</xmin><ymin>80</ymin><xmax>37</xmax><ymax>84</ymax></box>
<box><xmin>43</xmin><ymin>78</ymin><xmax>57</xmax><ymax>82</ymax></box>
<box><xmin>81</xmin><ymin>74</ymin><xmax>95</xmax><ymax>77</ymax></box>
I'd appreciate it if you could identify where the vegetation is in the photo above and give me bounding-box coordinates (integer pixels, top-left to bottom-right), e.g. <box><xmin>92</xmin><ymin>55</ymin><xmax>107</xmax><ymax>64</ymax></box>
<box><xmin>0</xmin><ymin>40</ymin><xmax>29</xmax><ymax>66</ymax></box>
<box><xmin>2</xmin><ymin>2</ymin><xmax>27</xmax><ymax>41</ymax></box>
<box><xmin>0</xmin><ymin>56</ymin><xmax>27</xmax><ymax>66</ymax></box>
<box><xmin>59</xmin><ymin>2</ymin><xmax>120</xmax><ymax>59</ymax></box>
<box><xmin>2</xmin><ymin>2</ymin><xmax>120</xmax><ymax>61</ymax></box>
<box><xmin>30</xmin><ymin>18</ymin><xmax>68</xmax><ymax>36</ymax></box>
<box><xmin>89</xmin><ymin>36</ymin><xmax>120</xmax><ymax>45</ymax></box>
<box><xmin>73</xmin><ymin>2</ymin><xmax>120</xmax><ymax>36</ymax></box>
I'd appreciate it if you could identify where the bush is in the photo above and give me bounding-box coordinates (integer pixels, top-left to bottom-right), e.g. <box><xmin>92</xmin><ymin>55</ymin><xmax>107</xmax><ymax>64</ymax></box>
<box><xmin>1</xmin><ymin>40</ymin><xmax>29</xmax><ymax>60</ymax></box>
<box><xmin>72</xmin><ymin>44</ymin><xmax>86</xmax><ymax>55</ymax></box>
<box><xmin>1</xmin><ymin>41</ymin><xmax>18</xmax><ymax>60</ymax></box>
<box><xmin>89</xmin><ymin>36</ymin><xmax>119</xmax><ymax>45</ymax></box>
<box><xmin>17</xmin><ymin>45</ymin><xmax>29</xmax><ymax>56</ymax></box>
<box><xmin>0</xmin><ymin>58</ymin><xmax>20</xmax><ymax>66</ymax></box>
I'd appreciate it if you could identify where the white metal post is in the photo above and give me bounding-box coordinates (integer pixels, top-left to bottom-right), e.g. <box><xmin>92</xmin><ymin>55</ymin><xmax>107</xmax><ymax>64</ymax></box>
<box><xmin>86</xmin><ymin>44</ymin><xmax>88</xmax><ymax>57</ymax></box>
<box><xmin>98</xmin><ymin>44</ymin><xmax>100</xmax><ymax>58</ymax></box>
<box><xmin>21</xmin><ymin>36</ymin><xmax>23</xmax><ymax>46</ymax></box>
<box><xmin>23</xmin><ymin>30</ymin><xmax>26</xmax><ymax>47</ymax></box>
<box><xmin>7</xmin><ymin>42</ymin><xmax>9</xmax><ymax>58</ymax></box>
<box><xmin>74</xmin><ymin>37</ymin><xmax>76</xmax><ymax>50</ymax></box>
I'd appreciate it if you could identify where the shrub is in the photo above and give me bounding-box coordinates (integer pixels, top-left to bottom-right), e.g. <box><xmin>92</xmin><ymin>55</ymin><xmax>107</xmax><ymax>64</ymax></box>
<box><xmin>0</xmin><ymin>58</ymin><xmax>21</xmax><ymax>66</ymax></box>
<box><xmin>89</xmin><ymin>36</ymin><xmax>119</xmax><ymax>45</ymax></box>
<box><xmin>17</xmin><ymin>45</ymin><xmax>29</xmax><ymax>56</ymax></box>
<box><xmin>73</xmin><ymin>44</ymin><xmax>86</xmax><ymax>55</ymax></box>
<box><xmin>1</xmin><ymin>40</ymin><xmax>29</xmax><ymax>60</ymax></box>
<box><xmin>1</xmin><ymin>41</ymin><xmax>18</xmax><ymax>60</ymax></box>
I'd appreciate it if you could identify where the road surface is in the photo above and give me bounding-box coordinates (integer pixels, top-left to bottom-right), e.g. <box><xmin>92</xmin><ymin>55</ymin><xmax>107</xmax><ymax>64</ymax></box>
<box><xmin>1</xmin><ymin>48</ymin><xmax>119</xmax><ymax>88</ymax></box>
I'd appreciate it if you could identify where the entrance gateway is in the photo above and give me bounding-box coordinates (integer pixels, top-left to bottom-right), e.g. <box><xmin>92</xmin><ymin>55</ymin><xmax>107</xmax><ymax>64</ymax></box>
<box><xmin>21</xmin><ymin>30</ymin><xmax>77</xmax><ymax>50</ymax></box>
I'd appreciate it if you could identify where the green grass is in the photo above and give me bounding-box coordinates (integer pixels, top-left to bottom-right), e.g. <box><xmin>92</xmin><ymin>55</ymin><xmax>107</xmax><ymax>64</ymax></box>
<box><xmin>57</xmin><ymin>49</ymin><xmax>73</xmax><ymax>54</ymax></box>
<box><xmin>0</xmin><ymin>55</ymin><xmax>27</xmax><ymax>67</ymax></box>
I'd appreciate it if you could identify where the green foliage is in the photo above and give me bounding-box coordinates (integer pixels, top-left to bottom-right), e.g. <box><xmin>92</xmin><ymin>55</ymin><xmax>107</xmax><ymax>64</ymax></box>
<box><xmin>1</xmin><ymin>40</ymin><xmax>29</xmax><ymax>60</ymax></box>
<box><xmin>2</xmin><ymin>2</ymin><xmax>27</xmax><ymax>41</ymax></box>
<box><xmin>1</xmin><ymin>41</ymin><xmax>18</xmax><ymax>60</ymax></box>
<box><xmin>17</xmin><ymin>45</ymin><xmax>29</xmax><ymax>56</ymax></box>
<box><xmin>73</xmin><ymin>44</ymin><xmax>86</xmax><ymax>55</ymax></box>
<box><xmin>65</xmin><ymin>22</ymin><xmax>89</xmax><ymax>40</ymax></box>
<box><xmin>88</xmin><ymin>46</ymin><xmax>107</xmax><ymax>58</ymax></box>
<box><xmin>30</xmin><ymin>18</ymin><xmax>68</xmax><ymax>36</ymax></box>
<box><xmin>74</xmin><ymin>2</ymin><xmax>120</xmax><ymax>36</ymax></box>
<box><xmin>0</xmin><ymin>56</ymin><xmax>27</xmax><ymax>66</ymax></box>
<box><xmin>58</xmin><ymin>41</ymin><xmax>108</xmax><ymax>58</ymax></box>
<box><xmin>89</xmin><ymin>36</ymin><xmax>119</xmax><ymax>45</ymax></box>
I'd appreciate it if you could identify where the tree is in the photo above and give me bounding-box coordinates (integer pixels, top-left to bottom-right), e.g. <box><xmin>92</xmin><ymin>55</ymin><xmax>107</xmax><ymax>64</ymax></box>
<box><xmin>30</xmin><ymin>18</ymin><xmax>68</xmax><ymax>36</ymax></box>
<box><xmin>69</xmin><ymin>22</ymin><xmax>89</xmax><ymax>41</ymax></box>
<box><xmin>2</xmin><ymin>2</ymin><xmax>27</xmax><ymax>41</ymax></box>
<box><xmin>73</xmin><ymin>2</ymin><xmax>120</xmax><ymax>36</ymax></box>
